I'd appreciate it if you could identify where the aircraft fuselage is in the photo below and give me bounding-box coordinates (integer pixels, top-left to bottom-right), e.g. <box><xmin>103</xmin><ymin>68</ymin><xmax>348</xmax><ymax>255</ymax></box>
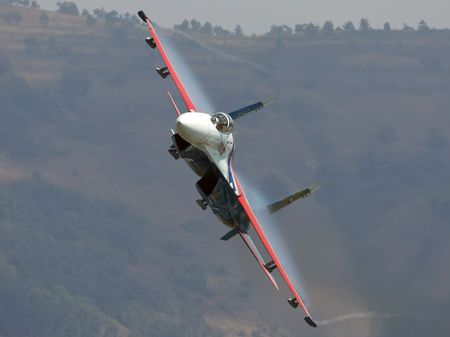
<box><xmin>172</xmin><ymin>112</ymin><xmax>250</xmax><ymax>232</ymax></box>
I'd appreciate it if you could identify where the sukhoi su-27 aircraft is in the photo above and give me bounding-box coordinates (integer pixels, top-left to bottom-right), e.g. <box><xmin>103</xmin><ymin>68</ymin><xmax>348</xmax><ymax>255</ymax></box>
<box><xmin>138</xmin><ymin>10</ymin><xmax>319</xmax><ymax>328</ymax></box>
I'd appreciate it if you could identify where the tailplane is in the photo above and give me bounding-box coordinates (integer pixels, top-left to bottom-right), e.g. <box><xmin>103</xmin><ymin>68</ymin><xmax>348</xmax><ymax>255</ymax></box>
<box><xmin>267</xmin><ymin>183</ymin><xmax>321</xmax><ymax>214</ymax></box>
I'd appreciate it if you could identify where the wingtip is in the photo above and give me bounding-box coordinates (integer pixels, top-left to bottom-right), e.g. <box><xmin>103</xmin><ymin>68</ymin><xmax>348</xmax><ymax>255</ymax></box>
<box><xmin>137</xmin><ymin>10</ymin><xmax>148</xmax><ymax>23</ymax></box>
<box><xmin>309</xmin><ymin>182</ymin><xmax>322</xmax><ymax>193</ymax></box>
<box><xmin>262</xmin><ymin>98</ymin><xmax>275</xmax><ymax>108</ymax></box>
<box><xmin>304</xmin><ymin>316</ymin><xmax>318</xmax><ymax>328</ymax></box>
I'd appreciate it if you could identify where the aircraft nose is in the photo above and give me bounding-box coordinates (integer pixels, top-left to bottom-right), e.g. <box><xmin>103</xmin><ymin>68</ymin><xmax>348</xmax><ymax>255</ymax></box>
<box><xmin>175</xmin><ymin>112</ymin><xmax>212</xmax><ymax>145</ymax></box>
<box><xmin>176</xmin><ymin>113</ymin><xmax>196</xmax><ymax>135</ymax></box>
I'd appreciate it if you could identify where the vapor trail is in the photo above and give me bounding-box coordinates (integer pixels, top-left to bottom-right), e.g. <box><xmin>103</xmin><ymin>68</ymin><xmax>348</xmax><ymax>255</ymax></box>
<box><xmin>157</xmin><ymin>29</ymin><xmax>216</xmax><ymax>113</ymax></box>
<box><xmin>317</xmin><ymin>312</ymin><xmax>400</xmax><ymax>326</ymax></box>
<box><xmin>237</xmin><ymin>174</ymin><xmax>312</xmax><ymax>305</ymax></box>
<box><xmin>172</xmin><ymin>30</ymin><xmax>278</xmax><ymax>78</ymax></box>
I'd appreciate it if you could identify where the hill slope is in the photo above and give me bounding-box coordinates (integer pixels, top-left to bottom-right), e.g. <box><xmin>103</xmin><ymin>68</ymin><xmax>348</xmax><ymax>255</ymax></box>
<box><xmin>1</xmin><ymin>4</ymin><xmax>450</xmax><ymax>337</ymax></box>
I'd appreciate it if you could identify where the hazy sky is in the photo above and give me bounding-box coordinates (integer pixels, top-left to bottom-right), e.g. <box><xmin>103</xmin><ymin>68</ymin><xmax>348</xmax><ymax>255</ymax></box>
<box><xmin>39</xmin><ymin>0</ymin><xmax>449</xmax><ymax>33</ymax></box>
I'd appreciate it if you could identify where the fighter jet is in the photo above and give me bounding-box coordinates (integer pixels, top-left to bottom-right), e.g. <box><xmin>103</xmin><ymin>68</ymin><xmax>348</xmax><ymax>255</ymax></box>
<box><xmin>138</xmin><ymin>10</ymin><xmax>319</xmax><ymax>328</ymax></box>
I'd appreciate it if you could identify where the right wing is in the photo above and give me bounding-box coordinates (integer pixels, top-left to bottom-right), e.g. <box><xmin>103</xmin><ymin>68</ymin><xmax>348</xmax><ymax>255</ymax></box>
<box><xmin>138</xmin><ymin>10</ymin><xmax>197</xmax><ymax>112</ymax></box>
<box><xmin>228</xmin><ymin>99</ymin><xmax>274</xmax><ymax>120</ymax></box>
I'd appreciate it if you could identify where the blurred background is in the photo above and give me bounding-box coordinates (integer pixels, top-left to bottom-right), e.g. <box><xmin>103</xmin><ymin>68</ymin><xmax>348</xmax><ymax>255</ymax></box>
<box><xmin>0</xmin><ymin>1</ymin><xmax>449</xmax><ymax>337</ymax></box>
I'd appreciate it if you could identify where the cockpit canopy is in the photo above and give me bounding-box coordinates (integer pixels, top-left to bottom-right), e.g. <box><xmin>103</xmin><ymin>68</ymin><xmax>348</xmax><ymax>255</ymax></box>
<box><xmin>211</xmin><ymin>112</ymin><xmax>234</xmax><ymax>133</ymax></box>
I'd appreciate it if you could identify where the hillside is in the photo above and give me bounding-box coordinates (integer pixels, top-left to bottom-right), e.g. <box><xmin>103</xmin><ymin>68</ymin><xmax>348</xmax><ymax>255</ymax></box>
<box><xmin>1</xmin><ymin>3</ymin><xmax>450</xmax><ymax>337</ymax></box>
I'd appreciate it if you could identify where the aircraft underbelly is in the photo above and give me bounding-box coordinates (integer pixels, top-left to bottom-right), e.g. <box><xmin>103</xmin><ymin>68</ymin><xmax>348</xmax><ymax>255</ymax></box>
<box><xmin>179</xmin><ymin>146</ymin><xmax>249</xmax><ymax>231</ymax></box>
<box><xmin>206</xmin><ymin>176</ymin><xmax>249</xmax><ymax>230</ymax></box>
<box><xmin>178</xmin><ymin>144</ymin><xmax>211</xmax><ymax>177</ymax></box>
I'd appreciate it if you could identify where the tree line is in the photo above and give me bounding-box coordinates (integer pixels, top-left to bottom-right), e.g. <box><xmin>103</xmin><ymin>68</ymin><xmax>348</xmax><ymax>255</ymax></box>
<box><xmin>55</xmin><ymin>1</ymin><xmax>140</xmax><ymax>28</ymax></box>
<box><xmin>0</xmin><ymin>0</ymin><xmax>39</xmax><ymax>24</ymax></box>
<box><xmin>0</xmin><ymin>1</ymin><xmax>438</xmax><ymax>37</ymax></box>
<box><xmin>0</xmin><ymin>0</ymin><xmax>39</xmax><ymax>7</ymax></box>
<box><xmin>174</xmin><ymin>17</ymin><xmax>435</xmax><ymax>38</ymax></box>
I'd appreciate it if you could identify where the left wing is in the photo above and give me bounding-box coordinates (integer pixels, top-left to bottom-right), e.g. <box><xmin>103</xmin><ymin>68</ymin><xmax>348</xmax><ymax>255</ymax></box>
<box><xmin>234</xmin><ymin>177</ymin><xmax>317</xmax><ymax>328</ymax></box>
<box><xmin>138</xmin><ymin>10</ymin><xmax>197</xmax><ymax>112</ymax></box>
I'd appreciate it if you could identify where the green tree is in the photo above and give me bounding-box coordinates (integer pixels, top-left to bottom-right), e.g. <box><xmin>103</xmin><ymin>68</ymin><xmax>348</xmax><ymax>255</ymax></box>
<box><xmin>269</xmin><ymin>25</ymin><xmax>292</xmax><ymax>36</ymax></box>
<box><xmin>190</xmin><ymin>19</ymin><xmax>201</xmax><ymax>32</ymax></box>
<box><xmin>359</xmin><ymin>18</ymin><xmax>370</xmax><ymax>32</ymax></box>
<box><xmin>322</xmin><ymin>20</ymin><xmax>334</xmax><ymax>34</ymax></box>
<box><xmin>81</xmin><ymin>9</ymin><xmax>96</xmax><ymax>27</ymax></box>
<box><xmin>294</xmin><ymin>23</ymin><xmax>307</xmax><ymax>34</ymax></box>
<box><xmin>93</xmin><ymin>8</ymin><xmax>106</xmax><ymax>19</ymax></box>
<box><xmin>282</xmin><ymin>24</ymin><xmax>292</xmax><ymax>34</ymax></box>
<box><xmin>269</xmin><ymin>25</ymin><xmax>282</xmax><ymax>35</ymax></box>
<box><xmin>105</xmin><ymin>10</ymin><xmax>119</xmax><ymax>25</ymax></box>
<box><xmin>201</xmin><ymin>21</ymin><xmax>213</xmax><ymax>35</ymax></box>
<box><xmin>213</xmin><ymin>25</ymin><xmax>231</xmax><ymax>37</ymax></box>
<box><xmin>343</xmin><ymin>21</ymin><xmax>356</xmax><ymax>32</ymax></box>
<box><xmin>418</xmin><ymin>19</ymin><xmax>430</xmax><ymax>31</ymax></box>
<box><xmin>174</xmin><ymin>19</ymin><xmax>189</xmax><ymax>31</ymax></box>
<box><xmin>234</xmin><ymin>24</ymin><xmax>244</xmax><ymax>37</ymax></box>
<box><xmin>304</xmin><ymin>22</ymin><xmax>319</xmax><ymax>36</ymax></box>
<box><xmin>56</xmin><ymin>2</ymin><xmax>79</xmax><ymax>16</ymax></box>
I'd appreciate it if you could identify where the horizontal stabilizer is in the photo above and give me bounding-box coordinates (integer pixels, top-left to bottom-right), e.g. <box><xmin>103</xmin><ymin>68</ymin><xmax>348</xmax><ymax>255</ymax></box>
<box><xmin>228</xmin><ymin>99</ymin><xmax>274</xmax><ymax>120</ymax></box>
<box><xmin>221</xmin><ymin>228</ymin><xmax>238</xmax><ymax>241</ymax></box>
<box><xmin>267</xmin><ymin>183</ymin><xmax>320</xmax><ymax>214</ymax></box>
<box><xmin>239</xmin><ymin>232</ymin><xmax>279</xmax><ymax>290</ymax></box>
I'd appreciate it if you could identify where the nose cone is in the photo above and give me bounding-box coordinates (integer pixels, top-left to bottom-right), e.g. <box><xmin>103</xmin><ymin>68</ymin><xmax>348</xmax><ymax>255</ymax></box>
<box><xmin>176</xmin><ymin>113</ymin><xmax>213</xmax><ymax>146</ymax></box>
